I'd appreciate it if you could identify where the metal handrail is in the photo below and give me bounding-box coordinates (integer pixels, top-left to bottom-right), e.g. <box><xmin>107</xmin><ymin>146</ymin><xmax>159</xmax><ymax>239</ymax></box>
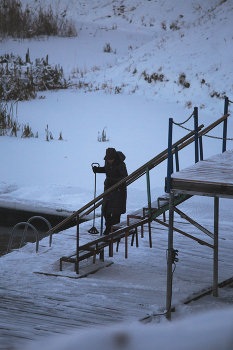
<box><xmin>46</xmin><ymin>113</ymin><xmax>229</xmax><ymax>236</ymax></box>
<box><xmin>20</xmin><ymin>216</ymin><xmax>52</xmax><ymax>248</ymax></box>
<box><xmin>7</xmin><ymin>222</ymin><xmax>39</xmax><ymax>254</ymax></box>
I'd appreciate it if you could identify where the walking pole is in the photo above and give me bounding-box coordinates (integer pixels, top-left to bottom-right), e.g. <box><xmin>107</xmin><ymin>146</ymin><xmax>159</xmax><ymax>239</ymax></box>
<box><xmin>88</xmin><ymin>163</ymin><xmax>100</xmax><ymax>234</ymax></box>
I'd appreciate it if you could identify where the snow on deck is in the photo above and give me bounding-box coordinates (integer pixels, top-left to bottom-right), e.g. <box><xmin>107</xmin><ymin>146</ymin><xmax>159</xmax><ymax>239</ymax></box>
<box><xmin>1</xmin><ymin>208</ymin><xmax>233</xmax><ymax>349</ymax></box>
<box><xmin>171</xmin><ymin>149</ymin><xmax>233</xmax><ymax>185</ymax></box>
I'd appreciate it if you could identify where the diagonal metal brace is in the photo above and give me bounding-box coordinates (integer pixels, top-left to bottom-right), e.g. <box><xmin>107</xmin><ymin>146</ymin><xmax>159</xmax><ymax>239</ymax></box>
<box><xmin>174</xmin><ymin>207</ymin><xmax>214</xmax><ymax>239</ymax></box>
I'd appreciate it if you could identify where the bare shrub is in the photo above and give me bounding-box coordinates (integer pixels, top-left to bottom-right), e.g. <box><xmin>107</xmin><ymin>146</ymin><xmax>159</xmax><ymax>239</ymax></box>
<box><xmin>161</xmin><ymin>20</ymin><xmax>167</xmax><ymax>30</ymax></box>
<box><xmin>170</xmin><ymin>20</ymin><xmax>180</xmax><ymax>31</ymax></box>
<box><xmin>178</xmin><ymin>73</ymin><xmax>190</xmax><ymax>88</ymax></box>
<box><xmin>142</xmin><ymin>71</ymin><xmax>168</xmax><ymax>83</ymax></box>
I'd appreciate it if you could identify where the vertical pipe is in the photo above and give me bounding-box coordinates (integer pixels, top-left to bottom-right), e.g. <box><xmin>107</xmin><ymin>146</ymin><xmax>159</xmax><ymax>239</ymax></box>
<box><xmin>199</xmin><ymin>136</ymin><xmax>203</xmax><ymax>161</ymax></box>
<box><xmin>194</xmin><ymin>107</ymin><xmax>199</xmax><ymax>163</ymax></box>
<box><xmin>167</xmin><ymin>118</ymin><xmax>173</xmax><ymax>193</ymax></box>
<box><xmin>213</xmin><ymin>197</ymin><xmax>219</xmax><ymax>297</ymax></box>
<box><xmin>76</xmin><ymin>215</ymin><xmax>79</xmax><ymax>275</ymax></box>
<box><xmin>174</xmin><ymin>145</ymin><xmax>179</xmax><ymax>172</ymax></box>
<box><xmin>146</xmin><ymin>166</ymin><xmax>152</xmax><ymax>217</ymax></box>
<box><xmin>222</xmin><ymin>97</ymin><xmax>228</xmax><ymax>153</ymax></box>
<box><xmin>166</xmin><ymin>191</ymin><xmax>174</xmax><ymax>320</ymax></box>
<box><xmin>100</xmin><ymin>211</ymin><xmax>104</xmax><ymax>261</ymax></box>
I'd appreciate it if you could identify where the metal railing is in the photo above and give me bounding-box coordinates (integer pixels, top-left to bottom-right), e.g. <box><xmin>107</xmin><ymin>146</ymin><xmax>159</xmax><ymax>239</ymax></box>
<box><xmin>46</xmin><ymin>124</ymin><xmax>205</xmax><ymax>236</ymax></box>
<box><xmin>47</xmin><ymin>110</ymin><xmax>229</xmax><ymax>240</ymax></box>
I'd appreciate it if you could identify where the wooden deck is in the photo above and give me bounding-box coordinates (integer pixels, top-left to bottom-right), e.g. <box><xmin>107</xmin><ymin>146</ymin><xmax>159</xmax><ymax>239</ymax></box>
<box><xmin>170</xmin><ymin>149</ymin><xmax>233</xmax><ymax>197</ymax></box>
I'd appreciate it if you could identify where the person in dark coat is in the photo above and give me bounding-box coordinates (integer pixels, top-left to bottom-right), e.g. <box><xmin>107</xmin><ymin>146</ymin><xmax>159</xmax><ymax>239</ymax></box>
<box><xmin>93</xmin><ymin>148</ymin><xmax>128</xmax><ymax>235</ymax></box>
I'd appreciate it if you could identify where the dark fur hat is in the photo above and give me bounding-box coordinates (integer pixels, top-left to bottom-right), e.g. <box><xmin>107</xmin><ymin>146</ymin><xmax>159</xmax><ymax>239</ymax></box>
<box><xmin>106</xmin><ymin>148</ymin><xmax>116</xmax><ymax>160</ymax></box>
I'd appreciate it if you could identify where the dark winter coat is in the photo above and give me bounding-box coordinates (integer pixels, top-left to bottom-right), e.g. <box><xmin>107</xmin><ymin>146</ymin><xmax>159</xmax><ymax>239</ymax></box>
<box><xmin>95</xmin><ymin>151</ymin><xmax>128</xmax><ymax>215</ymax></box>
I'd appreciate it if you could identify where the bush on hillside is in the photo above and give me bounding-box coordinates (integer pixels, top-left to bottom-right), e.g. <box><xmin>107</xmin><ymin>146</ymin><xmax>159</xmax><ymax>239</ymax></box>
<box><xmin>178</xmin><ymin>73</ymin><xmax>190</xmax><ymax>88</ymax></box>
<box><xmin>142</xmin><ymin>70</ymin><xmax>168</xmax><ymax>83</ymax></box>
<box><xmin>0</xmin><ymin>0</ymin><xmax>77</xmax><ymax>39</ymax></box>
<box><xmin>0</xmin><ymin>50</ymin><xmax>68</xmax><ymax>101</ymax></box>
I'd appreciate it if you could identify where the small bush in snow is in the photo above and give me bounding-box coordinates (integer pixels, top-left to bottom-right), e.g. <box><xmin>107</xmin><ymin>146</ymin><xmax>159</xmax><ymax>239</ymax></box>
<box><xmin>185</xmin><ymin>101</ymin><xmax>192</xmax><ymax>109</ymax></box>
<box><xmin>115</xmin><ymin>86</ymin><xmax>121</xmax><ymax>94</ymax></box>
<box><xmin>45</xmin><ymin>124</ymin><xmax>53</xmax><ymax>141</ymax></box>
<box><xmin>161</xmin><ymin>21</ymin><xmax>167</xmax><ymax>30</ymax></box>
<box><xmin>21</xmin><ymin>124</ymin><xmax>34</xmax><ymax>138</ymax></box>
<box><xmin>142</xmin><ymin>71</ymin><xmax>168</xmax><ymax>84</ymax></box>
<box><xmin>103</xmin><ymin>43</ymin><xmax>116</xmax><ymax>54</ymax></box>
<box><xmin>103</xmin><ymin>43</ymin><xmax>112</xmax><ymax>53</ymax></box>
<box><xmin>170</xmin><ymin>20</ymin><xmax>180</xmax><ymax>31</ymax></box>
<box><xmin>98</xmin><ymin>127</ymin><xmax>109</xmax><ymax>142</ymax></box>
<box><xmin>178</xmin><ymin>73</ymin><xmax>190</xmax><ymax>88</ymax></box>
<box><xmin>210</xmin><ymin>91</ymin><xmax>226</xmax><ymax>99</ymax></box>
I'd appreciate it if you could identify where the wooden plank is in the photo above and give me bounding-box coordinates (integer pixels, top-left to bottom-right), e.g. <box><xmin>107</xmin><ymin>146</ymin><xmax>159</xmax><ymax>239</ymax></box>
<box><xmin>170</xmin><ymin>179</ymin><xmax>233</xmax><ymax>197</ymax></box>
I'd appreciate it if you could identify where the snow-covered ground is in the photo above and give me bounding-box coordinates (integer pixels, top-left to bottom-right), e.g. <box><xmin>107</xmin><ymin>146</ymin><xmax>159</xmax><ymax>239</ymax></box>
<box><xmin>1</xmin><ymin>0</ymin><xmax>233</xmax><ymax>349</ymax></box>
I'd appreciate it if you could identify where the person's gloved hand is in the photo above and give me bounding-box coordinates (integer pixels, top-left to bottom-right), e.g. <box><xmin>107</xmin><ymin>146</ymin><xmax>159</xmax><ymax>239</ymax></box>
<box><xmin>92</xmin><ymin>166</ymin><xmax>98</xmax><ymax>173</ymax></box>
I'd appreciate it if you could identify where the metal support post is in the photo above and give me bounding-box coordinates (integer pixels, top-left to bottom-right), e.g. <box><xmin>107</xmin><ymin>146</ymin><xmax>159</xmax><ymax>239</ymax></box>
<box><xmin>166</xmin><ymin>191</ymin><xmax>174</xmax><ymax>320</ymax></box>
<box><xmin>167</xmin><ymin>118</ymin><xmax>173</xmax><ymax>193</ymax></box>
<box><xmin>199</xmin><ymin>136</ymin><xmax>203</xmax><ymax>161</ymax></box>
<box><xmin>174</xmin><ymin>145</ymin><xmax>179</xmax><ymax>172</ymax></box>
<box><xmin>100</xmin><ymin>211</ymin><xmax>104</xmax><ymax>261</ymax></box>
<box><xmin>194</xmin><ymin>107</ymin><xmax>199</xmax><ymax>163</ymax></box>
<box><xmin>222</xmin><ymin>96</ymin><xmax>228</xmax><ymax>153</ymax></box>
<box><xmin>213</xmin><ymin>197</ymin><xmax>219</xmax><ymax>297</ymax></box>
<box><xmin>146</xmin><ymin>166</ymin><xmax>152</xmax><ymax>217</ymax></box>
<box><xmin>76</xmin><ymin>215</ymin><xmax>79</xmax><ymax>274</ymax></box>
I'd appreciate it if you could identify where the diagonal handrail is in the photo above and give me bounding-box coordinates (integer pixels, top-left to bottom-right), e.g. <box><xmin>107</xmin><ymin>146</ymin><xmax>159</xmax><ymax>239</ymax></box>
<box><xmin>47</xmin><ymin>113</ymin><xmax>229</xmax><ymax>236</ymax></box>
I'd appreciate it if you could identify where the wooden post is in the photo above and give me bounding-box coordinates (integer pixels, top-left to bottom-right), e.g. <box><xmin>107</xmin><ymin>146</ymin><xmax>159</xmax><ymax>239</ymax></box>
<box><xmin>222</xmin><ymin>96</ymin><xmax>228</xmax><ymax>153</ymax></box>
<box><xmin>213</xmin><ymin>196</ymin><xmax>219</xmax><ymax>297</ymax></box>
<box><xmin>166</xmin><ymin>191</ymin><xmax>174</xmax><ymax>320</ymax></box>
<box><xmin>194</xmin><ymin>107</ymin><xmax>199</xmax><ymax>163</ymax></box>
<box><xmin>75</xmin><ymin>215</ymin><xmax>79</xmax><ymax>275</ymax></box>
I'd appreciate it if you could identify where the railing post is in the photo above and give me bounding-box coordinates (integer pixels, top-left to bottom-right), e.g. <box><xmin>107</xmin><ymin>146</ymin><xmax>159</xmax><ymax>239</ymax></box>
<box><xmin>199</xmin><ymin>136</ymin><xmax>203</xmax><ymax>161</ymax></box>
<box><xmin>222</xmin><ymin>96</ymin><xmax>228</xmax><ymax>153</ymax></box>
<box><xmin>76</xmin><ymin>215</ymin><xmax>79</xmax><ymax>274</ymax></box>
<box><xmin>174</xmin><ymin>145</ymin><xmax>179</xmax><ymax>172</ymax></box>
<box><xmin>166</xmin><ymin>191</ymin><xmax>174</xmax><ymax>320</ymax></box>
<box><xmin>100</xmin><ymin>211</ymin><xmax>104</xmax><ymax>261</ymax></box>
<box><xmin>194</xmin><ymin>107</ymin><xmax>199</xmax><ymax>163</ymax></box>
<box><xmin>167</xmin><ymin>118</ymin><xmax>173</xmax><ymax>193</ymax></box>
<box><xmin>146</xmin><ymin>166</ymin><xmax>152</xmax><ymax>217</ymax></box>
<box><xmin>213</xmin><ymin>197</ymin><xmax>219</xmax><ymax>297</ymax></box>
